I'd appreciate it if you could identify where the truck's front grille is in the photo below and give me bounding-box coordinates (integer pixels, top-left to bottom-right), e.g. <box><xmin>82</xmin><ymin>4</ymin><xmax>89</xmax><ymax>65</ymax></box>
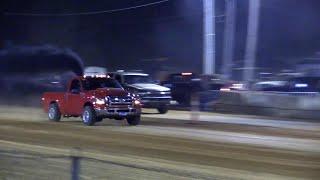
<box><xmin>106</xmin><ymin>109</ymin><xmax>136</xmax><ymax>113</ymax></box>
<box><xmin>139</xmin><ymin>91</ymin><xmax>171</xmax><ymax>98</ymax></box>
<box><xmin>117</xmin><ymin>109</ymin><xmax>130</xmax><ymax>113</ymax></box>
<box><xmin>109</xmin><ymin>96</ymin><xmax>133</xmax><ymax>106</ymax></box>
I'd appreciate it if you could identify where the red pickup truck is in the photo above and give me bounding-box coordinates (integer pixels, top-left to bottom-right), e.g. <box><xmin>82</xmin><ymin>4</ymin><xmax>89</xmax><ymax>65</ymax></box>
<box><xmin>42</xmin><ymin>76</ymin><xmax>142</xmax><ymax>126</ymax></box>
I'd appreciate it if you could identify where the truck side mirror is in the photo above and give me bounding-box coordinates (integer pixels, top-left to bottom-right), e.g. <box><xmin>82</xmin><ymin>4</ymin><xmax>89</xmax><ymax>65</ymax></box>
<box><xmin>71</xmin><ymin>89</ymin><xmax>80</xmax><ymax>94</ymax></box>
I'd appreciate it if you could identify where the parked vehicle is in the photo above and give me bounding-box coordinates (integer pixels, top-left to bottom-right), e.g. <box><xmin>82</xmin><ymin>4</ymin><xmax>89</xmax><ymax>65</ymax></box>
<box><xmin>108</xmin><ymin>71</ymin><xmax>171</xmax><ymax>114</ymax></box>
<box><xmin>251</xmin><ymin>81</ymin><xmax>287</xmax><ymax>91</ymax></box>
<box><xmin>286</xmin><ymin>76</ymin><xmax>320</xmax><ymax>92</ymax></box>
<box><xmin>252</xmin><ymin>76</ymin><xmax>320</xmax><ymax>93</ymax></box>
<box><xmin>42</xmin><ymin>75</ymin><xmax>142</xmax><ymax>126</ymax></box>
<box><xmin>161</xmin><ymin>72</ymin><xmax>228</xmax><ymax>106</ymax></box>
<box><xmin>161</xmin><ymin>72</ymin><xmax>200</xmax><ymax>106</ymax></box>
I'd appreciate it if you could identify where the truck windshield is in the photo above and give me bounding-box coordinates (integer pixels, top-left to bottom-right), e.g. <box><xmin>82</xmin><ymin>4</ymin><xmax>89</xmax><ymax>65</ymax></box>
<box><xmin>124</xmin><ymin>75</ymin><xmax>154</xmax><ymax>84</ymax></box>
<box><xmin>82</xmin><ymin>78</ymin><xmax>122</xmax><ymax>90</ymax></box>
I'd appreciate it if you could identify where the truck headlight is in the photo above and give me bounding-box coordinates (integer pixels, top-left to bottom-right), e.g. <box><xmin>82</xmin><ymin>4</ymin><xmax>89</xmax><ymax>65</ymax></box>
<box><xmin>138</xmin><ymin>91</ymin><xmax>151</xmax><ymax>96</ymax></box>
<box><xmin>134</xmin><ymin>100</ymin><xmax>141</xmax><ymax>105</ymax></box>
<box><xmin>105</xmin><ymin>96</ymin><xmax>110</xmax><ymax>104</ymax></box>
<box><xmin>160</xmin><ymin>91</ymin><xmax>170</xmax><ymax>95</ymax></box>
<box><xmin>95</xmin><ymin>98</ymin><xmax>105</xmax><ymax>105</ymax></box>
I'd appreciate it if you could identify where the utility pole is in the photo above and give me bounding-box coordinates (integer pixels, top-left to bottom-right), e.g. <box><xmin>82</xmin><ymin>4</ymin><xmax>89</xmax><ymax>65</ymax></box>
<box><xmin>243</xmin><ymin>0</ymin><xmax>261</xmax><ymax>81</ymax></box>
<box><xmin>222</xmin><ymin>0</ymin><xmax>236</xmax><ymax>79</ymax></box>
<box><xmin>203</xmin><ymin>0</ymin><xmax>215</xmax><ymax>74</ymax></box>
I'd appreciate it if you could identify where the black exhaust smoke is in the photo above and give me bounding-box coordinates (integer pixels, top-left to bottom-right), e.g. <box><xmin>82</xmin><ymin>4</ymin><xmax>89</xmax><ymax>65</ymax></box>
<box><xmin>0</xmin><ymin>45</ymin><xmax>84</xmax><ymax>76</ymax></box>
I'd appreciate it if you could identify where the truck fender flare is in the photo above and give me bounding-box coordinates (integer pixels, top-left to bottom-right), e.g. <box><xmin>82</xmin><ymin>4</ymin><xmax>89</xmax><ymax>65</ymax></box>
<box><xmin>49</xmin><ymin>101</ymin><xmax>58</xmax><ymax>105</ymax></box>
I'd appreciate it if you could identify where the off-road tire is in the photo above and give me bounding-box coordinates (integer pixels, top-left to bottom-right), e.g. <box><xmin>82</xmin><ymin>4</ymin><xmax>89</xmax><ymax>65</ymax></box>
<box><xmin>48</xmin><ymin>103</ymin><xmax>61</xmax><ymax>122</ymax></box>
<box><xmin>157</xmin><ymin>106</ymin><xmax>168</xmax><ymax>114</ymax></box>
<box><xmin>126</xmin><ymin>116</ymin><xmax>140</xmax><ymax>126</ymax></box>
<box><xmin>82</xmin><ymin>106</ymin><xmax>97</xmax><ymax>126</ymax></box>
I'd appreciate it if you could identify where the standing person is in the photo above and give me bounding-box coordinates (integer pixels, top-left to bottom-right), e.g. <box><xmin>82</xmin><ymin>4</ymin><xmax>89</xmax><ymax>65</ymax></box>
<box><xmin>190</xmin><ymin>91</ymin><xmax>200</xmax><ymax>123</ymax></box>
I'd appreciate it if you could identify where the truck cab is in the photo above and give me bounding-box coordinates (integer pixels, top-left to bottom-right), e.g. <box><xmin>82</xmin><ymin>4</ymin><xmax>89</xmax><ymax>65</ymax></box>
<box><xmin>42</xmin><ymin>75</ymin><xmax>141</xmax><ymax>126</ymax></box>
<box><xmin>109</xmin><ymin>71</ymin><xmax>171</xmax><ymax>114</ymax></box>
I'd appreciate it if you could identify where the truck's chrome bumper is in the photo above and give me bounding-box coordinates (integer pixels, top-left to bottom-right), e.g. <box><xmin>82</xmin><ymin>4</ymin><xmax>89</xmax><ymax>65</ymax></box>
<box><xmin>140</xmin><ymin>97</ymin><xmax>171</xmax><ymax>107</ymax></box>
<box><xmin>95</xmin><ymin>108</ymin><xmax>140</xmax><ymax>117</ymax></box>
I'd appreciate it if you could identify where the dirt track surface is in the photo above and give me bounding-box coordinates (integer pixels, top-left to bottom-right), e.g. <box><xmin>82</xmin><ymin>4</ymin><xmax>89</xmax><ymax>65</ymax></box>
<box><xmin>0</xmin><ymin>106</ymin><xmax>320</xmax><ymax>179</ymax></box>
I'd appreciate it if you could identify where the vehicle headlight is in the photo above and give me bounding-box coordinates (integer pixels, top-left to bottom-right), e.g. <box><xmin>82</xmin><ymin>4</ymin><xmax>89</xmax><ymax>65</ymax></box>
<box><xmin>105</xmin><ymin>96</ymin><xmax>110</xmax><ymax>102</ymax></box>
<box><xmin>95</xmin><ymin>98</ymin><xmax>105</xmax><ymax>105</ymax></box>
<box><xmin>134</xmin><ymin>100</ymin><xmax>141</xmax><ymax>105</ymax></box>
<box><xmin>138</xmin><ymin>91</ymin><xmax>151</xmax><ymax>95</ymax></box>
<box><xmin>160</xmin><ymin>91</ymin><xmax>170</xmax><ymax>95</ymax></box>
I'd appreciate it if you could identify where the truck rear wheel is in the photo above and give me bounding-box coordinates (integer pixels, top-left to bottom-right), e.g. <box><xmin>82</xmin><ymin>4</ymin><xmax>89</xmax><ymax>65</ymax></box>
<box><xmin>48</xmin><ymin>103</ymin><xmax>61</xmax><ymax>122</ymax></box>
<box><xmin>82</xmin><ymin>106</ymin><xmax>96</xmax><ymax>126</ymax></box>
<box><xmin>126</xmin><ymin>116</ymin><xmax>140</xmax><ymax>126</ymax></box>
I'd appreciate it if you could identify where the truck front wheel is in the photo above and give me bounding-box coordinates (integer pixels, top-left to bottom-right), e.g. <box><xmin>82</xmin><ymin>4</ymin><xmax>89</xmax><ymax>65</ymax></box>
<box><xmin>82</xmin><ymin>106</ymin><xmax>96</xmax><ymax>126</ymax></box>
<box><xmin>126</xmin><ymin>116</ymin><xmax>140</xmax><ymax>126</ymax></box>
<box><xmin>157</xmin><ymin>106</ymin><xmax>168</xmax><ymax>114</ymax></box>
<box><xmin>48</xmin><ymin>103</ymin><xmax>61</xmax><ymax>122</ymax></box>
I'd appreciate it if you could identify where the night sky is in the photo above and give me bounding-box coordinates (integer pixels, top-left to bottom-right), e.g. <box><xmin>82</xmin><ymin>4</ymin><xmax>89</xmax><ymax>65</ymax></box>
<box><xmin>0</xmin><ymin>0</ymin><xmax>320</xmax><ymax>77</ymax></box>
